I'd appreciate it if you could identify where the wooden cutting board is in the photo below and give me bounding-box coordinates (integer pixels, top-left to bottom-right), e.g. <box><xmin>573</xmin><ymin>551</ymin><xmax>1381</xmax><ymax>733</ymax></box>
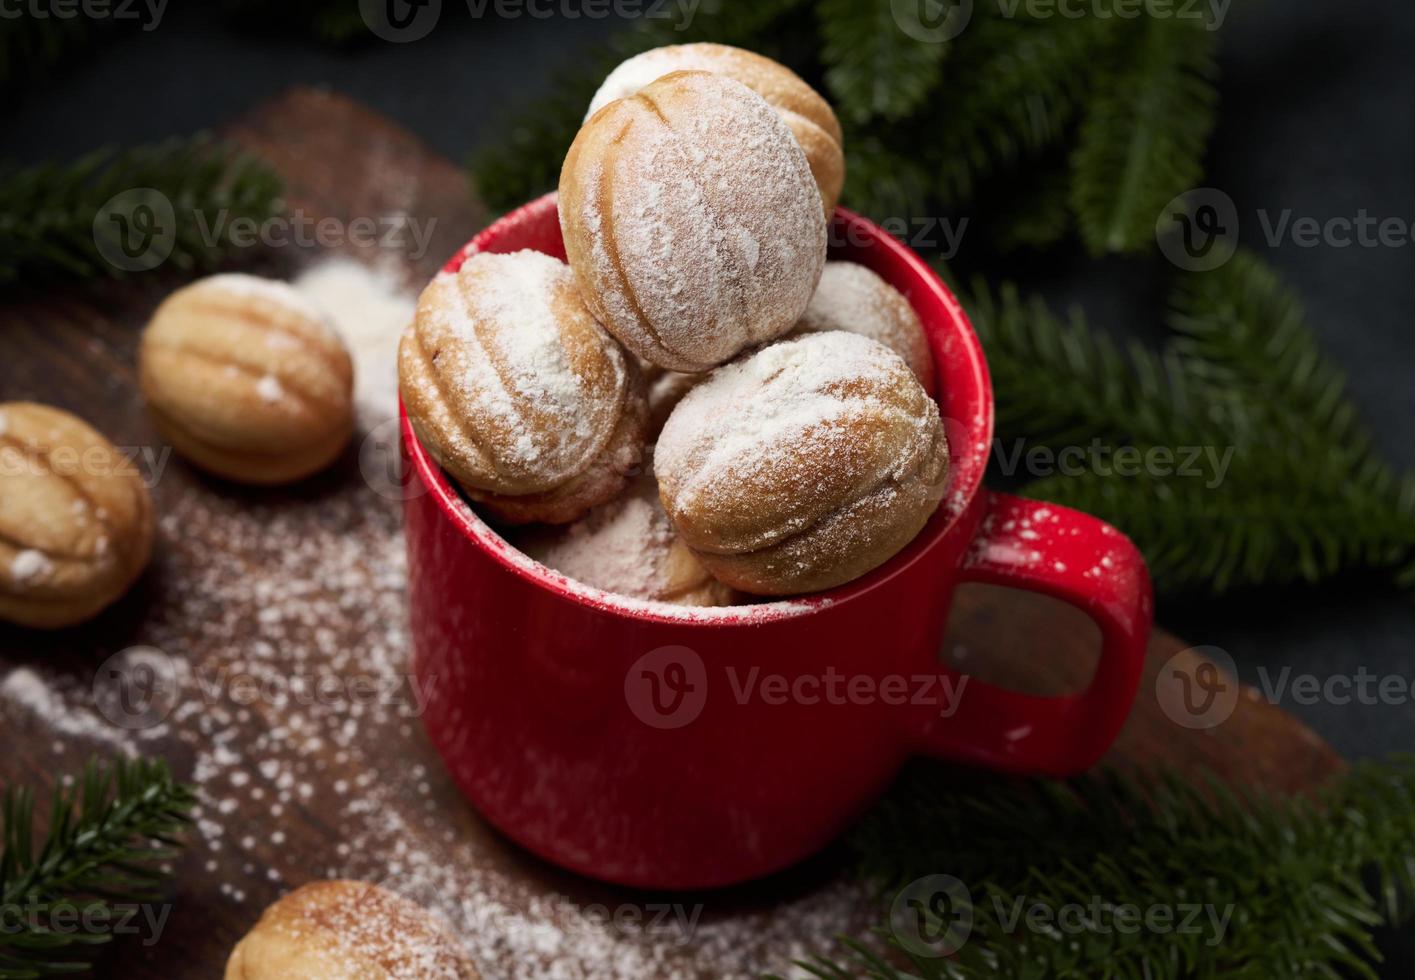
<box><xmin>0</xmin><ymin>88</ymin><xmax>1343</xmax><ymax>979</ymax></box>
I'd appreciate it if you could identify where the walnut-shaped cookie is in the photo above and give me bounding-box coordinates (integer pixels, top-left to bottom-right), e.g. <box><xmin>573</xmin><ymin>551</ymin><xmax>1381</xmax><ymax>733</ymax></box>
<box><xmin>139</xmin><ymin>274</ymin><xmax>354</xmax><ymax>485</ymax></box>
<box><xmin>561</xmin><ymin>70</ymin><xmax>827</xmax><ymax>373</ymax></box>
<box><xmin>793</xmin><ymin>261</ymin><xmax>935</xmax><ymax>390</ymax></box>
<box><xmin>399</xmin><ymin>250</ymin><xmax>647</xmax><ymax>525</ymax></box>
<box><xmin>224</xmin><ymin>880</ymin><xmax>480</xmax><ymax>980</ymax></box>
<box><xmin>587</xmin><ymin>43</ymin><xmax>845</xmax><ymax>216</ymax></box>
<box><xmin>0</xmin><ymin>403</ymin><xmax>154</xmax><ymax>629</ymax></box>
<box><xmin>656</xmin><ymin>332</ymin><xmax>949</xmax><ymax>595</ymax></box>
<box><xmin>516</xmin><ymin>473</ymin><xmax>737</xmax><ymax>607</ymax></box>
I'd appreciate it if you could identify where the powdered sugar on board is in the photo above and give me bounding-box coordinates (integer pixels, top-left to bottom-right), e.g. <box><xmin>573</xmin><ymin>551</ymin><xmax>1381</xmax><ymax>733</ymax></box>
<box><xmin>294</xmin><ymin>258</ymin><xmax>418</xmax><ymax>429</ymax></box>
<box><xmin>0</xmin><ymin>465</ymin><xmax>868</xmax><ymax>978</ymax></box>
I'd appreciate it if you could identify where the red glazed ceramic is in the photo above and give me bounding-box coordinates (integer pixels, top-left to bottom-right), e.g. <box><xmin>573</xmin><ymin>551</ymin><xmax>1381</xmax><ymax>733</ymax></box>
<box><xmin>401</xmin><ymin>194</ymin><xmax>1152</xmax><ymax>890</ymax></box>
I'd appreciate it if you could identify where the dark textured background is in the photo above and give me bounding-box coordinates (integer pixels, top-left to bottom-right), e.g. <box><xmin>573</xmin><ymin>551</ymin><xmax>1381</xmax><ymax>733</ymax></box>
<box><xmin>4</xmin><ymin>0</ymin><xmax>1413</xmax><ymax>969</ymax></box>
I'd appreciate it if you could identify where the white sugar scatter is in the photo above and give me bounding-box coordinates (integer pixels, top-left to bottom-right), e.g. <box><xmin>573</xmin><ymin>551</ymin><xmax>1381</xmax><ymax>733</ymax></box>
<box><xmin>9</xmin><ymin>549</ymin><xmax>52</xmax><ymax>585</ymax></box>
<box><xmin>3</xmin><ymin>434</ymin><xmax>867</xmax><ymax>976</ymax></box>
<box><xmin>2</xmin><ymin>668</ymin><xmax>136</xmax><ymax>755</ymax></box>
<box><xmin>255</xmin><ymin>375</ymin><xmax>284</xmax><ymax>402</ymax></box>
<box><xmin>294</xmin><ymin>259</ymin><xmax>418</xmax><ymax>428</ymax></box>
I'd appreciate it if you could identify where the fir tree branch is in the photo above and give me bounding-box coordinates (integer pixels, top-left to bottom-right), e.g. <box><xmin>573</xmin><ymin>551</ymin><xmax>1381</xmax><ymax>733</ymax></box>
<box><xmin>0</xmin><ymin>758</ymin><xmax>196</xmax><ymax>978</ymax></box>
<box><xmin>816</xmin><ymin>0</ymin><xmax>948</xmax><ymax>124</ymax></box>
<box><xmin>1070</xmin><ymin>17</ymin><xmax>1218</xmax><ymax>253</ymax></box>
<box><xmin>966</xmin><ymin>256</ymin><xmax>1415</xmax><ymax>593</ymax></box>
<box><xmin>468</xmin><ymin>0</ymin><xmax>813</xmax><ymax>213</ymax></box>
<box><xmin>0</xmin><ymin>136</ymin><xmax>284</xmax><ymax>287</ymax></box>
<box><xmin>786</xmin><ymin>757</ymin><xmax>1415</xmax><ymax>979</ymax></box>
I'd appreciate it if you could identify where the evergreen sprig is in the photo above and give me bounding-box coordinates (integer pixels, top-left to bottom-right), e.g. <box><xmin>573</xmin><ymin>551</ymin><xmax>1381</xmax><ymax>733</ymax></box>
<box><xmin>817</xmin><ymin>0</ymin><xmax>948</xmax><ymax>124</ymax></box>
<box><xmin>467</xmin><ymin>0</ymin><xmax>1219</xmax><ymax>238</ymax></box>
<box><xmin>1070</xmin><ymin>17</ymin><xmax>1219</xmax><ymax>253</ymax></box>
<box><xmin>786</xmin><ymin>756</ymin><xmax>1415</xmax><ymax>979</ymax></box>
<box><xmin>968</xmin><ymin>252</ymin><xmax>1415</xmax><ymax>593</ymax></box>
<box><xmin>0</xmin><ymin>136</ymin><xmax>284</xmax><ymax>286</ymax></box>
<box><xmin>0</xmin><ymin>758</ymin><xmax>196</xmax><ymax>979</ymax></box>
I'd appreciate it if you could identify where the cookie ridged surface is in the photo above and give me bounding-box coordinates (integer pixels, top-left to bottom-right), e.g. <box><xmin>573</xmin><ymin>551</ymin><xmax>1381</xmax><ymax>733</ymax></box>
<box><xmin>224</xmin><ymin>880</ymin><xmax>479</xmax><ymax>980</ymax></box>
<box><xmin>586</xmin><ymin>43</ymin><xmax>845</xmax><ymax>216</ymax></box>
<box><xmin>399</xmin><ymin>250</ymin><xmax>645</xmax><ymax>523</ymax></box>
<box><xmin>139</xmin><ymin>274</ymin><xmax>354</xmax><ymax>485</ymax></box>
<box><xmin>794</xmin><ymin>261</ymin><xmax>935</xmax><ymax>391</ymax></box>
<box><xmin>656</xmin><ymin>332</ymin><xmax>949</xmax><ymax>595</ymax></box>
<box><xmin>561</xmin><ymin>70</ymin><xmax>828</xmax><ymax>373</ymax></box>
<box><xmin>0</xmin><ymin>403</ymin><xmax>154</xmax><ymax>629</ymax></box>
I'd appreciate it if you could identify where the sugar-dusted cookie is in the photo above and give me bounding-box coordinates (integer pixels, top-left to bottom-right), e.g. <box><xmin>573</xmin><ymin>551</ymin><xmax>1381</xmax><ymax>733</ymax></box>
<box><xmin>225</xmin><ymin>880</ymin><xmax>479</xmax><ymax>980</ymax></box>
<box><xmin>561</xmin><ymin>70</ymin><xmax>827</xmax><ymax>372</ymax></box>
<box><xmin>587</xmin><ymin>43</ymin><xmax>845</xmax><ymax>216</ymax></box>
<box><xmin>399</xmin><ymin>250</ymin><xmax>646</xmax><ymax>524</ymax></box>
<box><xmin>0</xmin><ymin>402</ymin><xmax>154</xmax><ymax>629</ymax></box>
<box><xmin>656</xmin><ymin>332</ymin><xmax>949</xmax><ymax>595</ymax></box>
<box><xmin>139</xmin><ymin>274</ymin><xmax>354</xmax><ymax>485</ymax></box>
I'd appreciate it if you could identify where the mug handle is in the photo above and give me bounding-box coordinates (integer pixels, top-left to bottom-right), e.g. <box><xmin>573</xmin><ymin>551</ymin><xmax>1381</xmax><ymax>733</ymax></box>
<box><xmin>916</xmin><ymin>491</ymin><xmax>1152</xmax><ymax>777</ymax></box>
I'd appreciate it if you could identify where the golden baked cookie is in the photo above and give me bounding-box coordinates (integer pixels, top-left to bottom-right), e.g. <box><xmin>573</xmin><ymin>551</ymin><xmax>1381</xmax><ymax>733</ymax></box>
<box><xmin>656</xmin><ymin>332</ymin><xmax>949</xmax><ymax>595</ymax></box>
<box><xmin>561</xmin><ymin>70</ymin><xmax>828</xmax><ymax>373</ymax></box>
<box><xmin>139</xmin><ymin>274</ymin><xmax>354</xmax><ymax>485</ymax></box>
<box><xmin>516</xmin><ymin>473</ymin><xmax>737</xmax><ymax>607</ymax></box>
<box><xmin>793</xmin><ymin>262</ymin><xmax>935</xmax><ymax>390</ymax></box>
<box><xmin>399</xmin><ymin>249</ymin><xmax>646</xmax><ymax>524</ymax></box>
<box><xmin>224</xmin><ymin>880</ymin><xmax>479</xmax><ymax>980</ymax></box>
<box><xmin>587</xmin><ymin>43</ymin><xmax>845</xmax><ymax>216</ymax></box>
<box><xmin>0</xmin><ymin>403</ymin><xmax>154</xmax><ymax>629</ymax></box>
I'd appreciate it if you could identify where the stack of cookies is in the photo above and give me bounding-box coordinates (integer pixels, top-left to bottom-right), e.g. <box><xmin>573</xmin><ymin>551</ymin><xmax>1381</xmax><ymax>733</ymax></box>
<box><xmin>399</xmin><ymin>43</ymin><xmax>950</xmax><ymax>605</ymax></box>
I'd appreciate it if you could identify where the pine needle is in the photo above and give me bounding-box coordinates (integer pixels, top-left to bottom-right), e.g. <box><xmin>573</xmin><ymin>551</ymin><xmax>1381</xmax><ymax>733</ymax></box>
<box><xmin>0</xmin><ymin>135</ymin><xmax>284</xmax><ymax>287</ymax></box>
<box><xmin>787</xmin><ymin>757</ymin><xmax>1415</xmax><ymax>979</ymax></box>
<box><xmin>0</xmin><ymin>758</ymin><xmax>196</xmax><ymax>979</ymax></box>
<box><xmin>816</xmin><ymin>0</ymin><xmax>948</xmax><ymax>124</ymax></box>
<box><xmin>1070</xmin><ymin>17</ymin><xmax>1219</xmax><ymax>253</ymax></box>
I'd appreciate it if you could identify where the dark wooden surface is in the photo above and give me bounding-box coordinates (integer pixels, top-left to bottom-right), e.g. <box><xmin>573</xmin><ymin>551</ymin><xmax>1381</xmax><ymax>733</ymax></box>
<box><xmin>0</xmin><ymin>88</ymin><xmax>1344</xmax><ymax>978</ymax></box>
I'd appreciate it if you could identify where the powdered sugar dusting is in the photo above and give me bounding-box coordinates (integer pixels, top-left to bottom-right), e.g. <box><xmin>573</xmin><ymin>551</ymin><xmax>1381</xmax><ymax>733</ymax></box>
<box><xmin>657</xmin><ymin>332</ymin><xmax>934</xmax><ymax>530</ymax></box>
<box><xmin>2</xmin><ymin>467</ymin><xmax>858</xmax><ymax>976</ymax></box>
<box><xmin>796</xmin><ymin>262</ymin><xmax>934</xmax><ymax>389</ymax></box>
<box><xmin>410</xmin><ymin>250</ymin><xmax>627</xmax><ymax>486</ymax></box>
<box><xmin>519</xmin><ymin>484</ymin><xmax>673</xmax><ymax>600</ymax></box>
<box><xmin>9</xmin><ymin>548</ymin><xmax>52</xmax><ymax>585</ymax></box>
<box><xmin>569</xmin><ymin>71</ymin><xmax>825</xmax><ymax>371</ymax></box>
<box><xmin>295</xmin><ymin>259</ymin><xmax>418</xmax><ymax>429</ymax></box>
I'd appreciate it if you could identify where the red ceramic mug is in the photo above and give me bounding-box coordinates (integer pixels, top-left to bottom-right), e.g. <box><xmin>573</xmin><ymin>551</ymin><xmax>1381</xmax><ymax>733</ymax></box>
<box><xmin>401</xmin><ymin>193</ymin><xmax>1152</xmax><ymax>889</ymax></box>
